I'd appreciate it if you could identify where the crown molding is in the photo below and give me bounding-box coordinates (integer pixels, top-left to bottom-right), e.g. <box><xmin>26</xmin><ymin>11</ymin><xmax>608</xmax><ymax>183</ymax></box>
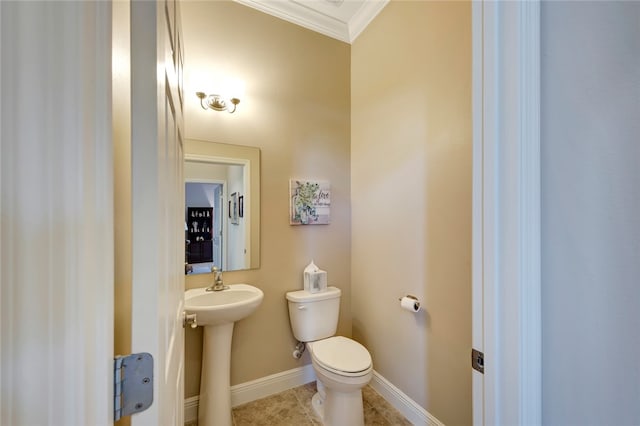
<box><xmin>348</xmin><ymin>0</ymin><xmax>388</xmax><ymax>43</ymax></box>
<box><xmin>234</xmin><ymin>0</ymin><xmax>389</xmax><ymax>44</ymax></box>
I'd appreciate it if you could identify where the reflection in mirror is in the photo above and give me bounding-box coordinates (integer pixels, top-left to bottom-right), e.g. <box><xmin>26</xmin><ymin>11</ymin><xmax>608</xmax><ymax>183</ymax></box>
<box><xmin>184</xmin><ymin>139</ymin><xmax>260</xmax><ymax>274</ymax></box>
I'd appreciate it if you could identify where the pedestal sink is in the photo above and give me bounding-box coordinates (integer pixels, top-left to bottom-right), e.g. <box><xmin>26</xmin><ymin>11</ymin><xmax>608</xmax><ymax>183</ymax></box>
<box><xmin>185</xmin><ymin>284</ymin><xmax>264</xmax><ymax>426</ymax></box>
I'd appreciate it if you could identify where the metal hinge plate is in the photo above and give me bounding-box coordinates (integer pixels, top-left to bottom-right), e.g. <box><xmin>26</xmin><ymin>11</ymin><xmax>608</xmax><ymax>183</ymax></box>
<box><xmin>472</xmin><ymin>349</ymin><xmax>484</xmax><ymax>374</ymax></box>
<box><xmin>114</xmin><ymin>352</ymin><xmax>154</xmax><ymax>421</ymax></box>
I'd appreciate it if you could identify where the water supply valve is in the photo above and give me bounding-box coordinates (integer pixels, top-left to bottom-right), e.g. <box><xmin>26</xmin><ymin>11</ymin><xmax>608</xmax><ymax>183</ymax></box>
<box><xmin>292</xmin><ymin>341</ymin><xmax>306</xmax><ymax>359</ymax></box>
<box><xmin>183</xmin><ymin>312</ymin><xmax>197</xmax><ymax>328</ymax></box>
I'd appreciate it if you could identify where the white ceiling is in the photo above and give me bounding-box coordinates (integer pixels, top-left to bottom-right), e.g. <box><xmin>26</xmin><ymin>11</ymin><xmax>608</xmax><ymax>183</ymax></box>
<box><xmin>233</xmin><ymin>0</ymin><xmax>389</xmax><ymax>43</ymax></box>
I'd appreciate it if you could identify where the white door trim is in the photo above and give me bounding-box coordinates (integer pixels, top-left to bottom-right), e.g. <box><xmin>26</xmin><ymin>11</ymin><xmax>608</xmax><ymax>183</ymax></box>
<box><xmin>472</xmin><ymin>1</ymin><xmax>541</xmax><ymax>425</ymax></box>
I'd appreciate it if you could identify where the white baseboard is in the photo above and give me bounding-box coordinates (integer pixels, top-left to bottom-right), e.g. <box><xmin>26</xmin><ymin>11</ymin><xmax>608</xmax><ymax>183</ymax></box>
<box><xmin>370</xmin><ymin>371</ymin><xmax>444</xmax><ymax>426</ymax></box>
<box><xmin>231</xmin><ymin>364</ymin><xmax>316</xmax><ymax>407</ymax></box>
<box><xmin>184</xmin><ymin>366</ymin><xmax>444</xmax><ymax>426</ymax></box>
<box><xmin>184</xmin><ymin>395</ymin><xmax>199</xmax><ymax>424</ymax></box>
<box><xmin>184</xmin><ymin>364</ymin><xmax>316</xmax><ymax>424</ymax></box>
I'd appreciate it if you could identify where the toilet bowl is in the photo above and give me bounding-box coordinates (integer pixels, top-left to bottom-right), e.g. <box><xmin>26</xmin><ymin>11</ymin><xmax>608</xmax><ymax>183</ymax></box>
<box><xmin>307</xmin><ymin>337</ymin><xmax>373</xmax><ymax>425</ymax></box>
<box><xmin>286</xmin><ymin>287</ymin><xmax>373</xmax><ymax>426</ymax></box>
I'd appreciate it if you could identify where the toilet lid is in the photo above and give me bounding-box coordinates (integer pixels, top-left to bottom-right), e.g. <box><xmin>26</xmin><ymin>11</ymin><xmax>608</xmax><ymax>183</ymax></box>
<box><xmin>311</xmin><ymin>336</ymin><xmax>372</xmax><ymax>375</ymax></box>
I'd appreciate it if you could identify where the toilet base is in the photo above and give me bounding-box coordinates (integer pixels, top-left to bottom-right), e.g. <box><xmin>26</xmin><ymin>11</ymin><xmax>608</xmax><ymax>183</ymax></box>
<box><xmin>311</xmin><ymin>392</ymin><xmax>325</xmax><ymax>421</ymax></box>
<box><xmin>310</xmin><ymin>387</ymin><xmax>365</xmax><ymax>426</ymax></box>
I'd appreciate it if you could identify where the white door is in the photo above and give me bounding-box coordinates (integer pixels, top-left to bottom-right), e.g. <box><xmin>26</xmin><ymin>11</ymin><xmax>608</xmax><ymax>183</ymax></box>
<box><xmin>472</xmin><ymin>1</ymin><xmax>542</xmax><ymax>425</ymax></box>
<box><xmin>1</xmin><ymin>2</ymin><xmax>114</xmax><ymax>425</ymax></box>
<box><xmin>130</xmin><ymin>0</ymin><xmax>185</xmax><ymax>425</ymax></box>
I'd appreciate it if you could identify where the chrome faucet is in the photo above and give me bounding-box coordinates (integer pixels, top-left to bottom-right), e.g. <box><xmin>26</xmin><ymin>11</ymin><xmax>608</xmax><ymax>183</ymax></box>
<box><xmin>207</xmin><ymin>266</ymin><xmax>228</xmax><ymax>291</ymax></box>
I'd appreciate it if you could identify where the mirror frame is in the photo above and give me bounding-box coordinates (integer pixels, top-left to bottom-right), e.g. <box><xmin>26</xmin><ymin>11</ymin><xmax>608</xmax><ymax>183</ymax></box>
<box><xmin>184</xmin><ymin>138</ymin><xmax>260</xmax><ymax>271</ymax></box>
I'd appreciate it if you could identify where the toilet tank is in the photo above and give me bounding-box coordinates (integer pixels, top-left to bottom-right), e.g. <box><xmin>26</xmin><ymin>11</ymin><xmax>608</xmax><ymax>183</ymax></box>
<box><xmin>286</xmin><ymin>287</ymin><xmax>341</xmax><ymax>342</ymax></box>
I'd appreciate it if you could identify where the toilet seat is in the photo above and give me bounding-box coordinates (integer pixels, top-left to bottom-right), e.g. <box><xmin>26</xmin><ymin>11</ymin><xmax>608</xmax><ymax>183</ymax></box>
<box><xmin>310</xmin><ymin>336</ymin><xmax>372</xmax><ymax>377</ymax></box>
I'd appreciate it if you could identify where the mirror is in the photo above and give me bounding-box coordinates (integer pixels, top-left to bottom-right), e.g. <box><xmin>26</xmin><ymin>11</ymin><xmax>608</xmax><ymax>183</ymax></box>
<box><xmin>184</xmin><ymin>139</ymin><xmax>260</xmax><ymax>273</ymax></box>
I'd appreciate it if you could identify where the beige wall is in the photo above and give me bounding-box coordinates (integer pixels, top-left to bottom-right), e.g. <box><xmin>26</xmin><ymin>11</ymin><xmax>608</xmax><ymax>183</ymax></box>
<box><xmin>181</xmin><ymin>1</ymin><xmax>351</xmax><ymax>398</ymax></box>
<box><xmin>351</xmin><ymin>1</ymin><xmax>472</xmax><ymax>425</ymax></box>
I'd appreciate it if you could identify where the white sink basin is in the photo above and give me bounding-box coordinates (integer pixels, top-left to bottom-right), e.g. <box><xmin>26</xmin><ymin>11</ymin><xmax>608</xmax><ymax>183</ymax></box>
<box><xmin>185</xmin><ymin>284</ymin><xmax>264</xmax><ymax>326</ymax></box>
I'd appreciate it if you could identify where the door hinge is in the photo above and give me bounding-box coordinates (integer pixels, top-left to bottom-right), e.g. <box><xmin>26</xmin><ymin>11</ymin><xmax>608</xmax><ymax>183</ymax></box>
<box><xmin>472</xmin><ymin>348</ymin><xmax>484</xmax><ymax>374</ymax></box>
<box><xmin>114</xmin><ymin>352</ymin><xmax>154</xmax><ymax>421</ymax></box>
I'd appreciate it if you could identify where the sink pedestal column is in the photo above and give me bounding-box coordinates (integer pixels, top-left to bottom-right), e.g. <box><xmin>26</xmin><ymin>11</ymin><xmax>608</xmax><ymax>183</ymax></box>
<box><xmin>198</xmin><ymin>322</ymin><xmax>234</xmax><ymax>426</ymax></box>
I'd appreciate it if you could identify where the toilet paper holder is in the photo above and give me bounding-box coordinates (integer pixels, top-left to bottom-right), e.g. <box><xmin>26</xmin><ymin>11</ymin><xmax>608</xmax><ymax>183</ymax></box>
<box><xmin>398</xmin><ymin>294</ymin><xmax>421</xmax><ymax>312</ymax></box>
<box><xmin>398</xmin><ymin>294</ymin><xmax>419</xmax><ymax>302</ymax></box>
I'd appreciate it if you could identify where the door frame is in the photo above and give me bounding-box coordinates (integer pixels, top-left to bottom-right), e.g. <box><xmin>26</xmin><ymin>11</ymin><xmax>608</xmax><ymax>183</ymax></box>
<box><xmin>472</xmin><ymin>1</ymin><xmax>541</xmax><ymax>424</ymax></box>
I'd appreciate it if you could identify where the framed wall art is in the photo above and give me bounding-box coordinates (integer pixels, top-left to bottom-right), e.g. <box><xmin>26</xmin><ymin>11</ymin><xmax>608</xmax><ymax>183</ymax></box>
<box><xmin>230</xmin><ymin>192</ymin><xmax>239</xmax><ymax>225</ymax></box>
<box><xmin>289</xmin><ymin>180</ymin><xmax>330</xmax><ymax>225</ymax></box>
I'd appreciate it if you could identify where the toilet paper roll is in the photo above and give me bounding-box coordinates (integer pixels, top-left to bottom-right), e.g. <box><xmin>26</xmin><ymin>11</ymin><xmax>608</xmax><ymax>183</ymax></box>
<box><xmin>400</xmin><ymin>296</ymin><xmax>421</xmax><ymax>313</ymax></box>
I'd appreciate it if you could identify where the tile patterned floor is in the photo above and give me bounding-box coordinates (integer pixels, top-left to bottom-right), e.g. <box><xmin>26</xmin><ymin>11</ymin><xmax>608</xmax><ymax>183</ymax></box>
<box><xmin>230</xmin><ymin>381</ymin><xmax>412</xmax><ymax>425</ymax></box>
<box><xmin>185</xmin><ymin>381</ymin><xmax>412</xmax><ymax>425</ymax></box>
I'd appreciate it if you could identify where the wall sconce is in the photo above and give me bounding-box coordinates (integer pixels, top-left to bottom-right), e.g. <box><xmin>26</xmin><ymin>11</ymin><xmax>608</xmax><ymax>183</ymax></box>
<box><xmin>196</xmin><ymin>92</ymin><xmax>240</xmax><ymax>114</ymax></box>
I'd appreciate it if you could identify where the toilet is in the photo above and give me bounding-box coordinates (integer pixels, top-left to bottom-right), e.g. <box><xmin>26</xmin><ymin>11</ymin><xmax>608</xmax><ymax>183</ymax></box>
<box><xmin>286</xmin><ymin>287</ymin><xmax>373</xmax><ymax>426</ymax></box>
